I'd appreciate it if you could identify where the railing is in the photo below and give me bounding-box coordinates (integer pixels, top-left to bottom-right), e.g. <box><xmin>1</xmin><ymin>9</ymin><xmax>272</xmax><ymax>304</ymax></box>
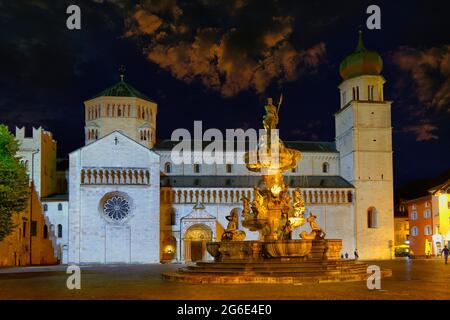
<box><xmin>160</xmin><ymin>187</ymin><xmax>354</xmax><ymax>205</ymax></box>
<box><xmin>81</xmin><ymin>167</ymin><xmax>150</xmax><ymax>185</ymax></box>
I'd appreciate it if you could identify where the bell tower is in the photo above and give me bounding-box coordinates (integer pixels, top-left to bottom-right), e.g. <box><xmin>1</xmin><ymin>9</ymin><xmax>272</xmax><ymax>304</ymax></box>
<box><xmin>83</xmin><ymin>71</ymin><xmax>157</xmax><ymax>148</ymax></box>
<box><xmin>335</xmin><ymin>31</ymin><xmax>394</xmax><ymax>260</ymax></box>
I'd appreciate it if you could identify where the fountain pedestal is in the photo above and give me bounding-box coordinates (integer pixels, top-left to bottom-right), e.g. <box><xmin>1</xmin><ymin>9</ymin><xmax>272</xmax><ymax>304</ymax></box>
<box><xmin>207</xmin><ymin>239</ymin><xmax>342</xmax><ymax>262</ymax></box>
<box><xmin>207</xmin><ymin>241</ymin><xmax>264</xmax><ymax>262</ymax></box>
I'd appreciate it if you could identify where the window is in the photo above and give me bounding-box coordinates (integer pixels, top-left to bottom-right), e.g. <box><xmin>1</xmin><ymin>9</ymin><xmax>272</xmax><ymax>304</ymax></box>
<box><xmin>43</xmin><ymin>225</ymin><xmax>48</xmax><ymax>239</ymax></box>
<box><xmin>103</xmin><ymin>196</ymin><xmax>130</xmax><ymax>222</ymax></box>
<box><xmin>424</xmin><ymin>225</ymin><xmax>432</xmax><ymax>236</ymax></box>
<box><xmin>412</xmin><ymin>203</ymin><xmax>416</xmax><ymax>210</ymax></box>
<box><xmin>322</xmin><ymin>162</ymin><xmax>329</xmax><ymax>173</ymax></box>
<box><xmin>368</xmin><ymin>85</ymin><xmax>375</xmax><ymax>100</ymax></box>
<box><xmin>424</xmin><ymin>209</ymin><xmax>431</xmax><ymax>218</ymax></box>
<box><xmin>57</xmin><ymin>224</ymin><xmax>63</xmax><ymax>238</ymax></box>
<box><xmin>58</xmin><ymin>203</ymin><xmax>62</xmax><ymax>211</ymax></box>
<box><xmin>352</xmin><ymin>86</ymin><xmax>360</xmax><ymax>100</ymax></box>
<box><xmin>31</xmin><ymin>221</ymin><xmax>37</xmax><ymax>237</ymax></box>
<box><xmin>22</xmin><ymin>222</ymin><xmax>27</xmax><ymax>238</ymax></box>
<box><xmin>170</xmin><ymin>209</ymin><xmax>176</xmax><ymax>226</ymax></box>
<box><xmin>194</xmin><ymin>164</ymin><xmax>200</xmax><ymax>173</ymax></box>
<box><xmin>367</xmin><ymin>207</ymin><xmax>378</xmax><ymax>228</ymax></box>
<box><xmin>411</xmin><ymin>211</ymin><xmax>418</xmax><ymax>220</ymax></box>
<box><xmin>425</xmin><ymin>201</ymin><xmax>430</xmax><ymax>208</ymax></box>
<box><xmin>411</xmin><ymin>226</ymin><xmax>418</xmax><ymax>237</ymax></box>
<box><xmin>43</xmin><ymin>204</ymin><xmax>48</xmax><ymax>211</ymax></box>
<box><xmin>226</xmin><ymin>164</ymin><xmax>232</xmax><ymax>173</ymax></box>
<box><xmin>165</xmin><ymin>162</ymin><xmax>171</xmax><ymax>174</ymax></box>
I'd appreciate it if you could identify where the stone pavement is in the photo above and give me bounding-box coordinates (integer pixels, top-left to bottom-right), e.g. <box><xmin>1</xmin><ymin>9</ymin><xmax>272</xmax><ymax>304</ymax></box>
<box><xmin>0</xmin><ymin>259</ymin><xmax>448</xmax><ymax>300</ymax></box>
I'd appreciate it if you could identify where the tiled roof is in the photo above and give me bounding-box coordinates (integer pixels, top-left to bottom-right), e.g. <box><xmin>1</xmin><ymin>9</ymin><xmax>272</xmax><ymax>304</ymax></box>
<box><xmin>41</xmin><ymin>194</ymin><xmax>69</xmax><ymax>201</ymax></box>
<box><xmin>90</xmin><ymin>80</ymin><xmax>154</xmax><ymax>102</ymax></box>
<box><xmin>160</xmin><ymin>175</ymin><xmax>353</xmax><ymax>188</ymax></box>
<box><xmin>154</xmin><ymin>140</ymin><xmax>337</xmax><ymax>153</ymax></box>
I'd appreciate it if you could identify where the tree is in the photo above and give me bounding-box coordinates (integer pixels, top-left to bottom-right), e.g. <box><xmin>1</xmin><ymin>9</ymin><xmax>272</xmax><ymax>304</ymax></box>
<box><xmin>0</xmin><ymin>124</ymin><xmax>29</xmax><ymax>241</ymax></box>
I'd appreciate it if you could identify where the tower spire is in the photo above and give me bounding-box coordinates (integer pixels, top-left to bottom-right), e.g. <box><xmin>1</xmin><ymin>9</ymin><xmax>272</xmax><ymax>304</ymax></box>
<box><xmin>356</xmin><ymin>29</ymin><xmax>366</xmax><ymax>52</ymax></box>
<box><xmin>119</xmin><ymin>65</ymin><xmax>126</xmax><ymax>82</ymax></box>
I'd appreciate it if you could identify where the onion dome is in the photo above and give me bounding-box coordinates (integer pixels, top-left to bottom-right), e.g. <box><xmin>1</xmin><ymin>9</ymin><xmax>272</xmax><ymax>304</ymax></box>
<box><xmin>339</xmin><ymin>30</ymin><xmax>383</xmax><ymax>80</ymax></box>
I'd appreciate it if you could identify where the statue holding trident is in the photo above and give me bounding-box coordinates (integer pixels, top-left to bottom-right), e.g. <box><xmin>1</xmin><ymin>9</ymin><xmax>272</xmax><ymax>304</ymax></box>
<box><xmin>263</xmin><ymin>94</ymin><xmax>283</xmax><ymax>131</ymax></box>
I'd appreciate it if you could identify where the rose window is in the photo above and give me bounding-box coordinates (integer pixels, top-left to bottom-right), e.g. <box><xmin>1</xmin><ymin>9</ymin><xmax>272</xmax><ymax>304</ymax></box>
<box><xmin>103</xmin><ymin>196</ymin><xmax>130</xmax><ymax>221</ymax></box>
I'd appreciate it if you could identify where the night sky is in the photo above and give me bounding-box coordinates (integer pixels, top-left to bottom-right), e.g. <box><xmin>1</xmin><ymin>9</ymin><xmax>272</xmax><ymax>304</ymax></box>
<box><xmin>0</xmin><ymin>0</ymin><xmax>449</xmax><ymax>189</ymax></box>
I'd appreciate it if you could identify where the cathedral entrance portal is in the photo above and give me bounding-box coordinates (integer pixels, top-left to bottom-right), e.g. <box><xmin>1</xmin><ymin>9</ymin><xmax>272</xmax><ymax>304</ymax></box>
<box><xmin>190</xmin><ymin>241</ymin><xmax>203</xmax><ymax>262</ymax></box>
<box><xmin>184</xmin><ymin>224</ymin><xmax>212</xmax><ymax>262</ymax></box>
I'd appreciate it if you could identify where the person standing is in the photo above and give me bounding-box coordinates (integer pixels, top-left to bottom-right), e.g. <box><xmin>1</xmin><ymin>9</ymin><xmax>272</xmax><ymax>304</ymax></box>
<box><xmin>354</xmin><ymin>249</ymin><xmax>359</xmax><ymax>260</ymax></box>
<box><xmin>442</xmin><ymin>245</ymin><xmax>449</xmax><ymax>265</ymax></box>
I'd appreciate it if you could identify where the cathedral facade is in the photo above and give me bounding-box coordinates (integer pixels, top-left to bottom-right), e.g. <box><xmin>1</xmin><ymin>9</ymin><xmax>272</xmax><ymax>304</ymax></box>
<box><xmin>37</xmin><ymin>32</ymin><xmax>395</xmax><ymax>264</ymax></box>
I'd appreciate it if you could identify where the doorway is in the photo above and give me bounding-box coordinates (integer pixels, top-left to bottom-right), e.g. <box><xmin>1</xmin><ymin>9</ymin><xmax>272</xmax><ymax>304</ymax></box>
<box><xmin>190</xmin><ymin>241</ymin><xmax>203</xmax><ymax>262</ymax></box>
<box><xmin>183</xmin><ymin>224</ymin><xmax>212</xmax><ymax>262</ymax></box>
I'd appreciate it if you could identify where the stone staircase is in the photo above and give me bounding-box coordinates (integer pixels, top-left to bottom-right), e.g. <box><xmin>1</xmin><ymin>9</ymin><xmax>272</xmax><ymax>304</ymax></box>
<box><xmin>162</xmin><ymin>259</ymin><xmax>392</xmax><ymax>284</ymax></box>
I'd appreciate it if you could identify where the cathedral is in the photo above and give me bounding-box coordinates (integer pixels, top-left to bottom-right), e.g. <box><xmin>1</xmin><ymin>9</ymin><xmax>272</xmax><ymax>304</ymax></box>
<box><xmin>15</xmin><ymin>32</ymin><xmax>395</xmax><ymax>265</ymax></box>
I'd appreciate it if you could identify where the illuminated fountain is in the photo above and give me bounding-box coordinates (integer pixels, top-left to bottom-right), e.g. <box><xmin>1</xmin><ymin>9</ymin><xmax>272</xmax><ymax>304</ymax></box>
<box><xmin>163</xmin><ymin>97</ymin><xmax>391</xmax><ymax>284</ymax></box>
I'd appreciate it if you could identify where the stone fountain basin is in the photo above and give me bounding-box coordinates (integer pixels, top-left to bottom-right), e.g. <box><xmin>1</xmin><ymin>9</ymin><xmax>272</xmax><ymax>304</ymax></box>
<box><xmin>264</xmin><ymin>240</ymin><xmax>313</xmax><ymax>258</ymax></box>
<box><xmin>207</xmin><ymin>241</ymin><xmax>264</xmax><ymax>261</ymax></box>
<box><xmin>241</xmin><ymin>218</ymin><xmax>269</xmax><ymax>231</ymax></box>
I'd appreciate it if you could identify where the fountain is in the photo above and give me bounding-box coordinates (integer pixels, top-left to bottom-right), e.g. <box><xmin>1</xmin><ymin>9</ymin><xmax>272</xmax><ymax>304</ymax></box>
<box><xmin>163</xmin><ymin>97</ymin><xmax>392</xmax><ymax>284</ymax></box>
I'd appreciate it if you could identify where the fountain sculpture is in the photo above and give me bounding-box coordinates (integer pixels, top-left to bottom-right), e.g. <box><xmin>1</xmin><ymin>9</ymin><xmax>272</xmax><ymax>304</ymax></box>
<box><xmin>163</xmin><ymin>97</ymin><xmax>392</xmax><ymax>284</ymax></box>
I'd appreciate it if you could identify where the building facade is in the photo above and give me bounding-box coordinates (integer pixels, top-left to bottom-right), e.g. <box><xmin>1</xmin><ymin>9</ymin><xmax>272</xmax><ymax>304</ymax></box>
<box><xmin>0</xmin><ymin>127</ymin><xmax>58</xmax><ymax>267</ymax></box>
<box><xmin>405</xmin><ymin>177</ymin><xmax>450</xmax><ymax>257</ymax></box>
<box><xmin>68</xmin><ymin>131</ymin><xmax>160</xmax><ymax>264</ymax></box>
<box><xmin>7</xmin><ymin>31</ymin><xmax>395</xmax><ymax>265</ymax></box>
<box><xmin>429</xmin><ymin>180</ymin><xmax>450</xmax><ymax>255</ymax></box>
<box><xmin>393</xmin><ymin>200</ymin><xmax>410</xmax><ymax>256</ymax></box>
<box><xmin>407</xmin><ymin>195</ymin><xmax>435</xmax><ymax>256</ymax></box>
<box><xmin>334</xmin><ymin>31</ymin><xmax>394</xmax><ymax>259</ymax></box>
<box><xmin>41</xmin><ymin>194</ymin><xmax>69</xmax><ymax>263</ymax></box>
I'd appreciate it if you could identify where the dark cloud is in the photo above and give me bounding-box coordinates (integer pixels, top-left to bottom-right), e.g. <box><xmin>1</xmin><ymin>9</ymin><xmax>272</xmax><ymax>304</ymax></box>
<box><xmin>392</xmin><ymin>45</ymin><xmax>450</xmax><ymax>112</ymax></box>
<box><xmin>390</xmin><ymin>45</ymin><xmax>450</xmax><ymax>141</ymax></box>
<box><xmin>402</xmin><ymin>119</ymin><xmax>439</xmax><ymax>142</ymax></box>
<box><xmin>123</xmin><ymin>1</ymin><xmax>327</xmax><ymax>97</ymax></box>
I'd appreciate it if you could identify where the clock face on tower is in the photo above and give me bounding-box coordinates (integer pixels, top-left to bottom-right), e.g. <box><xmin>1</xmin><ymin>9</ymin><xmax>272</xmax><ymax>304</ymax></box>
<box><xmin>103</xmin><ymin>196</ymin><xmax>130</xmax><ymax>222</ymax></box>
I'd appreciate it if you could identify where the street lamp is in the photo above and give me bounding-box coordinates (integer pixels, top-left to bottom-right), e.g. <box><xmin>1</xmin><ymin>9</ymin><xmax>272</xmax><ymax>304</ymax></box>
<box><xmin>29</xmin><ymin>149</ymin><xmax>39</xmax><ymax>265</ymax></box>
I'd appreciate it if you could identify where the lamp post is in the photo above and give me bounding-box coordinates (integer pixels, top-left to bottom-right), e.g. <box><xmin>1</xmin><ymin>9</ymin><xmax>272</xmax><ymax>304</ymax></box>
<box><xmin>29</xmin><ymin>149</ymin><xmax>39</xmax><ymax>265</ymax></box>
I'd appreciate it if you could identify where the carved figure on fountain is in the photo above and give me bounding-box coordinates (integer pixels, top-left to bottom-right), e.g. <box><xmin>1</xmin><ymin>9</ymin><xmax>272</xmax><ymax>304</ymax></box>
<box><xmin>300</xmin><ymin>212</ymin><xmax>326</xmax><ymax>240</ymax></box>
<box><xmin>221</xmin><ymin>208</ymin><xmax>246</xmax><ymax>241</ymax></box>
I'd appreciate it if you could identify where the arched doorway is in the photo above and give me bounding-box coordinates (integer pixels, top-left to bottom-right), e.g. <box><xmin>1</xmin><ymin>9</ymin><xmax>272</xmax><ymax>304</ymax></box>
<box><xmin>184</xmin><ymin>224</ymin><xmax>212</xmax><ymax>262</ymax></box>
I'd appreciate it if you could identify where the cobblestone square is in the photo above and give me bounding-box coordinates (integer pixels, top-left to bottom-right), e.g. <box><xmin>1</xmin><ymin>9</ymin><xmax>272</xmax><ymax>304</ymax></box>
<box><xmin>0</xmin><ymin>259</ymin><xmax>448</xmax><ymax>300</ymax></box>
